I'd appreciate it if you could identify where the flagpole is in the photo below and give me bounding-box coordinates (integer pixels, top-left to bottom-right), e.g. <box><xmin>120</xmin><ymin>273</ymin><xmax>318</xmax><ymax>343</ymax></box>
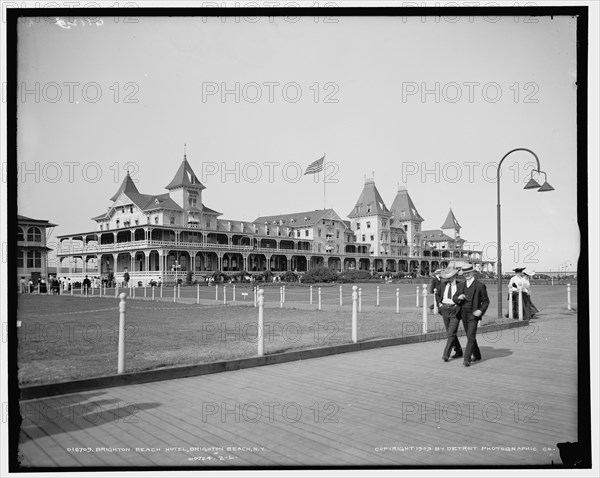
<box><xmin>323</xmin><ymin>153</ymin><xmax>326</xmax><ymax>210</ymax></box>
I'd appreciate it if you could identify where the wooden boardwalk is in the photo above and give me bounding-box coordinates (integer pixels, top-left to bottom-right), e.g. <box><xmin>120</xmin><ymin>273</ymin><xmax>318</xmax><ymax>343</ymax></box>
<box><xmin>17</xmin><ymin>310</ymin><xmax>578</xmax><ymax>468</ymax></box>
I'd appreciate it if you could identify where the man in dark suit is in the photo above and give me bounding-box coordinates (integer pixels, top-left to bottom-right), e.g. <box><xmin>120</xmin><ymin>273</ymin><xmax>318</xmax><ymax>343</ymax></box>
<box><xmin>453</xmin><ymin>264</ymin><xmax>489</xmax><ymax>367</ymax></box>
<box><xmin>428</xmin><ymin>269</ymin><xmax>442</xmax><ymax>310</ymax></box>
<box><xmin>435</xmin><ymin>267</ymin><xmax>463</xmax><ymax>361</ymax></box>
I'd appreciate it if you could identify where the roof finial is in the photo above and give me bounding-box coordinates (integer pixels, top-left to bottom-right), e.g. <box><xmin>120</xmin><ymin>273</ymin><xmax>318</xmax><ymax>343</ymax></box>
<box><xmin>184</xmin><ymin>142</ymin><xmax>187</xmax><ymax>160</ymax></box>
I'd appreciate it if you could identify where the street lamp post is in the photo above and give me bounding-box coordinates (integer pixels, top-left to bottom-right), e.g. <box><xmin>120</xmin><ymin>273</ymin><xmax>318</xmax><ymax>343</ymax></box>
<box><xmin>496</xmin><ymin>148</ymin><xmax>554</xmax><ymax>319</ymax></box>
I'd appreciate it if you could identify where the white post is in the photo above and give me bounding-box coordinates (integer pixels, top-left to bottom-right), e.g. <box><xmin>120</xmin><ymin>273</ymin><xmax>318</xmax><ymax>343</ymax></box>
<box><xmin>197</xmin><ymin>284</ymin><xmax>200</xmax><ymax>304</ymax></box>
<box><xmin>254</xmin><ymin>286</ymin><xmax>257</xmax><ymax>308</ymax></box>
<box><xmin>416</xmin><ymin>286</ymin><xmax>420</xmax><ymax>307</ymax></box>
<box><xmin>310</xmin><ymin>285</ymin><xmax>313</xmax><ymax>305</ymax></box>
<box><xmin>422</xmin><ymin>284</ymin><xmax>428</xmax><ymax>334</ymax></box>
<box><xmin>160</xmin><ymin>283</ymin><xmax>163</xmax><ymax>298</ymax></box>
<box><xmin>282</xmin><ymin>285</ymin><xmax>285</xmax><ymax>303</ymax></box>
<box><xmin>233</xmin><ymin>284</ymin><xmax>236</xmax><ymax>302</ymax></box>
<box><xmin>376</xmin><ymin>286</ymin><xmax>380</xmax><ymax>307</ymax></box>
<box><xmin>37</xmin><ymin>284</ymin><xmax>40</xmax><ymax>295</ymax></box>
<box><xmin>144</xmin><ymin>285</ymin><xmax>147</xmax><ymax>298</ymax></box>
<box><xmin>132</xmin><ymin>285</ymin><xmax>135</xmax><ymax>299</ymax></box>
<box><xmin>396</xmin><ymin>288</ymin><xmax>400</xmax><ymax>314</ymax></box>
<box><xmin>152</xmin><ymin>285</ymin><xmax>155</xmax><ymax>301</ymax></box>
<box><xmin>352</xmin><ymin>285</ymin><xmax>358</xmax><ymax>343</ymax></box>
<box><xmin>215</xmin><ymin>284</ymin><xmax>219</xmax><ymax>301</ymax></box>
<box><xmin>517</xmin><ymin>285</ymin><xmax>523</xmax><ymax>320</ymax></box>
<box><xmin>339</xmin><ymin>285</ymin><xmax>343</xmax><ymax>306</ymax></box>
<box><xmin>103</xmin><ymin>284</ymin><xmax>106</xmax><ymax>296</ymax></box>
<box><xmin>280</xmin><ymin>286</ymin><xmax>283</xmax><ymax>308</ymax></box>
<box><xmin>257</xmin><ymin>289</ymin><xmax>264</xmax><ymax>357</ymax></box>
<box><xmin>551</xmin><ymin>276</ymin><xmax>554</xmax><ymax>286</ymax></box>
<box><xmin>432</xmin><ymin>288</ymin><xmax>438</xmax><ymax>314</ymax></box>
<box><xmin>508</xmin><ymin>289</ymin><xmax>514</xmax><ymax>319</ymax></box>
<box><xmin>318</xmin><ymin>287</ymin><xmax>322</xmax><ymax>311</ymax></box>
<box><xmin>117</xmin><ymin>292</ymin><xmax>126</xmax><ymax>374</ymax></box>
<box><xmin>115</xmin><ymin>283</ymin><xmax>118</xmax><ymax>298</ymax></box>
<box><xmin>223</xmin><ymin>286</ymin><xmax>227</xmax><ymax>305</ymax></box>
<box><xmin>358</xmin><ymin>288</ymin><xmax>362</xmax><ymax>313</ymax></box>
<box><xmin>70</xmin><ymin>284</ymin><xmax>73</xmax><ymax>296</ymax></box>
<box><xmin>178</xmin><ymin>284</ymin><xmax>181</xmax><ymax>299</ymax></box>
<box><xmin>567</xmin><ymin>283</ymin><xmax>572</xmax><ymax>310</ymax></box>
<box><xmin>173</xmin><ymin>284</ymin><xmax>176</xmax><ymax>303</ymax></box>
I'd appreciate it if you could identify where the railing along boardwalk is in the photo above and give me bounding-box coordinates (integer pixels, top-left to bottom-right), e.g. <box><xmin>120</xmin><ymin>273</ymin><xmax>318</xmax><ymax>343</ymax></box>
<box><xmin>18</xmin><ymin>312</ymin><xmax>577</xmax><ymax>467</ymax></box>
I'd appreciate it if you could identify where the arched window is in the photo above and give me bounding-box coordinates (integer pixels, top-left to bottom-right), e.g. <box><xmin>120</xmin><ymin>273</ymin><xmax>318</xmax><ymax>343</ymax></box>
<box><xmin>27</xmin><ymin>227</ymin><xmax>41</xmax><ymax>242</ymax></box>
<box><xmin>17</xmin><ymin>227</ymin><xmax>24</xmax><ymax>241</ymax></box>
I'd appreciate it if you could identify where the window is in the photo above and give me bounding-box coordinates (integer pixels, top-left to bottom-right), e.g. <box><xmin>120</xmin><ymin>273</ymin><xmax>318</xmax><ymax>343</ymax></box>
<box><xmin>27</xmin><ymin>250</ymin><xmax>41</xmax><ymax>268</ymax></box>
<box><xmin>336</xmin><ymin>230</ymin><xmax>340</xmax><ymax>239</ymax></box>
<box><xmin>266</xmin><ymin>228</ymin><xmax>270</xmax><ymax>235</ymax></box>
<box><xmin>356</xmin><ymin>222</ymin><xmax>361</xmax><ymax>229</ymax></box>
<box><xmin>155</xmin><ymin>216</ymin><xmax>159</xmax><ymax>225</ymax></box>
<box><xmin>382</xmin><ymin>220</ymin><xmax>387</xmax><ymax>227</ymax></box>
<box><xmin>189</xmin><ymin>198</ymin><xmax>197</xmax><ymax>207</ymax></box>
<box><xmin>305</xmin><ymin>230</ymin><xmax>309</xmax><ymax>237</ymax></box>
<box><xmin>415</xmin><ymin>225</ymin><xmax>419</xmax><ymax>232</ymax></box>
<box><xmin>17</xmin><ymin>250</ymin><xmax>24</xmax><ymax>268</ymax></box>
<box><xmin>17</xmin><ymin>227</ymin><xmax>24</xmax><ymax>241</ymax></box>
<box><xmin>135</xmin><ymin>219</ymin><xmax>139</xmax><ymax>226</ymax></box>
<box><xmin>116</xmin><ymin>219</ymin><xmax>120</xmax><ymax>228</ymax></box>
<box><xmin>318</xmin><ymin>228</ymin><xmax>322</xmax><ymax>238</ymax></box>
<box><xmin>367</xmin><ymin>205</ymin><xmax>371</xmax><ymax>213</ymax></box>
<box><xmin>170</xmin><ymin>217</ymin><xmax>175</xmax><ymax>225</ymax></box>
<box><xmin>362</xmin><ymin>234</ymin><xmax>366</xmax><ymax>242</ymax></box>
<box><xmin>130</xmin><ymin>206</ymin><xmax>134</xmax><ymax>213</ymax></box>
<box><xmin>366</xmin><ymin>221</ymin><xmax>371</xmax><ymax>229</ymax></box>
<box><xmin>296</xmin><ymin>230</ymin><xmax>301</xmax><ymax>238</ymax></box>
<box><xmin>100</xmin><ymin>225</ymin><xmax>103</xmax><ymax>231</ymax></box>
<box><xmin>27</xmin><ymin>227</ymin><xmax>41</xmax><ymax>242</ymax></box>
<box><xmin>404</xmin><ymin>225</ymin><xmax>408</xmax><ymax>231</ymax></box>
<box><xmin>207</xmin><ymin>219</ymin><xmax>211</xmax><ymax>228</ymax></box>
<box><xmin>370</xmin><ymin>235</ymin><xmax>375</xmax><ymax>241</ymax></box>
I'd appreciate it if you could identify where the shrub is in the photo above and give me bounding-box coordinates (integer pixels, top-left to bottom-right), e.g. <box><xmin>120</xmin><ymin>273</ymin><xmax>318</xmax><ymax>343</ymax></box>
<box><xmin>186</xmin><ymin>270</ymin><xmax>193</xmax><ymax>284</ymax></box>
<box><xmin>281</xmin><ymin>270</ymin><xmax>298</xmax><ymax>283</ymax></box>
<box><xmin>339</xmin><ymin>270</ymin><xmax>372</xmax><ymax>282</ymax></box>
<box><xmin>302</xmin><ymin>267</ymin><xmax>339</xmax><ymax>284</ymax></box>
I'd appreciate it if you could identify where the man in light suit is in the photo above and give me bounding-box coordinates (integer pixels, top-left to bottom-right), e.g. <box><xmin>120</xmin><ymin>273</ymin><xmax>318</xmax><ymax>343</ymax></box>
<box><xmin>453</xmin><ymin>264</ymin><xmax>489</xmax><ymax>367</ymax></box>
<box><xmin>436</xmin><ymin>267</ymin><xmax>463</xmax><ymax>361</ymax></box>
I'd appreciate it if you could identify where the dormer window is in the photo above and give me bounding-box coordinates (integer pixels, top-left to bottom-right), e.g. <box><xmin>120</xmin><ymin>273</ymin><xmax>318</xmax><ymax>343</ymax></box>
<box><xmin>356</xmin><ymin>222</ymin><xmax>361</xmax><ymax>229</ymax></box>
<box><xmin>130</xmin><ymin>206</ymin><xmax>134</xmax><ymax>213</ymax></box>
<box><xmin>367</xmin><ymin>205</ymin><xmax>371</xmax><ymax>213</ymax></box>
<box><xmin>366</xmin><ymin>221</ymin><xmax>371</xmax><ymax>229</ymax></box>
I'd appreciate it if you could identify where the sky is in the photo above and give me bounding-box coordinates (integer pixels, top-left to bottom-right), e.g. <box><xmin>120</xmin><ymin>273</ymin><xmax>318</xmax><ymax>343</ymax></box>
<box><xmin>13</xmin><ymin>9</ymin><xmax>583</xmax><ymax>272</ymax></box>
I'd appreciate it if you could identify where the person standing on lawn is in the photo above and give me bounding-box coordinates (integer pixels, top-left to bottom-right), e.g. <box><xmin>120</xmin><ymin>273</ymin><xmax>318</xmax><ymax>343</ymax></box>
<box><xmin>453</xmin><ymin>264</ymin><xmax>489</xmax><ymax>367</ymax></box>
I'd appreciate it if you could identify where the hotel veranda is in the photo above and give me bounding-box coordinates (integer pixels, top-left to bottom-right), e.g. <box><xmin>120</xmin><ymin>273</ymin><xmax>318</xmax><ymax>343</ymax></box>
<box><xmin>54</xmin><ymin>153</ymin><xmax>494</xmax><ymax>284</ymax></box>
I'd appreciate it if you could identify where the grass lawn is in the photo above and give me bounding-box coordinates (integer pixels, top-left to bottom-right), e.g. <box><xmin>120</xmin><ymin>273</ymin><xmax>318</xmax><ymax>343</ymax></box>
<box><xmin>15</xmin><ymin>282</ymin><xmax>577</xmax><ymax>386</ymax></box>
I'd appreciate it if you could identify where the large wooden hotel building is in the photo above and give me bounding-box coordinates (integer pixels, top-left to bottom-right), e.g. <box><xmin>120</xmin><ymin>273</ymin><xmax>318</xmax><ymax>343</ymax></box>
<box><xmin>56</xmin><ymin>154</ymin><xmax>494</xmax><ymax>283</ymax></box>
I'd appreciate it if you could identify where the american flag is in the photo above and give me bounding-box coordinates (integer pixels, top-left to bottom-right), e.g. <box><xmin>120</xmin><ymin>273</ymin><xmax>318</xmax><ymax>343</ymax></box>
<box><xmin>304</xmin><ymin>156</ymin><xmax>325</xmax><ymax>175</ymax></box>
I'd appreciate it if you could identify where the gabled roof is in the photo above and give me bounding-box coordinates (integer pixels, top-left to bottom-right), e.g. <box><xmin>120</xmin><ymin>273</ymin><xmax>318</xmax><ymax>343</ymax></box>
<box><xmin>421</xmin><ymin>229</ymin><xmax>455</xmax><ymax>242</ymax></box>
<box><xmin>441</xmin><ymin>208</ymin><xmax>461</xmax><ymax>230</ymax></box>
<box><xmin>347</xmin><ymin>179</ymin><xmax>391</xmax><ymax>218</ymax></box>
<box><xmin>110</xmin><ymin>171</ymin><xmax>140</xmax><ymax>201</ymax></box>
<box><xmin>254</xmin><ymin>208</ymin><xmax>349</xmax><ymax>228</ymax></box>
<box><xmin>389</xmin><ymin>186</ymin><xmax>424</xmax><ymax>223</ymax></box>
<box><xmin>165</xmin><ymin>157</ymin><xmax>206</xmax><ymax>190</ymax></box>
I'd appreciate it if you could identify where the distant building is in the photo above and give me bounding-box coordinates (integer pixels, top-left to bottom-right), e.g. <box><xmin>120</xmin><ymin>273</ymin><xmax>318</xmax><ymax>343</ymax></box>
<box><xmin>17</xmin><ymin>215</ymin><xmax>57</xmax><ymax>283</ymax></box>
<box><xmin>55</xmin><ymin>152</ymin><xmax>493</xmax><ymax>283</ymax></box>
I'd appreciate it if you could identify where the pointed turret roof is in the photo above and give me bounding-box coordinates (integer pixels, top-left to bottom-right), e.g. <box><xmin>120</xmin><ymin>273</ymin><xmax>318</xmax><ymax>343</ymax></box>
<box><xmin>165</xmin><ymin>154</ymin><xmax>206</xmax><ymax>191</ymax></box>
<box><xmin>110</xmin><ymin>171</ymin><xmax>140</xmax><ymax>201</ymax></box>
<box><xmin>389</xmin><ymin>186</ymin><xmax>424</xmax><ymax>223</ymax></box>
<box><xmin>441</xmin><ymin>208</ymin><xmax>461</xmax><ymax>230</ymax></box>
<box><xmin>347</xmin><ymin>179</ymin><xmax>391</xmax><ymax>218</ymax></box>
